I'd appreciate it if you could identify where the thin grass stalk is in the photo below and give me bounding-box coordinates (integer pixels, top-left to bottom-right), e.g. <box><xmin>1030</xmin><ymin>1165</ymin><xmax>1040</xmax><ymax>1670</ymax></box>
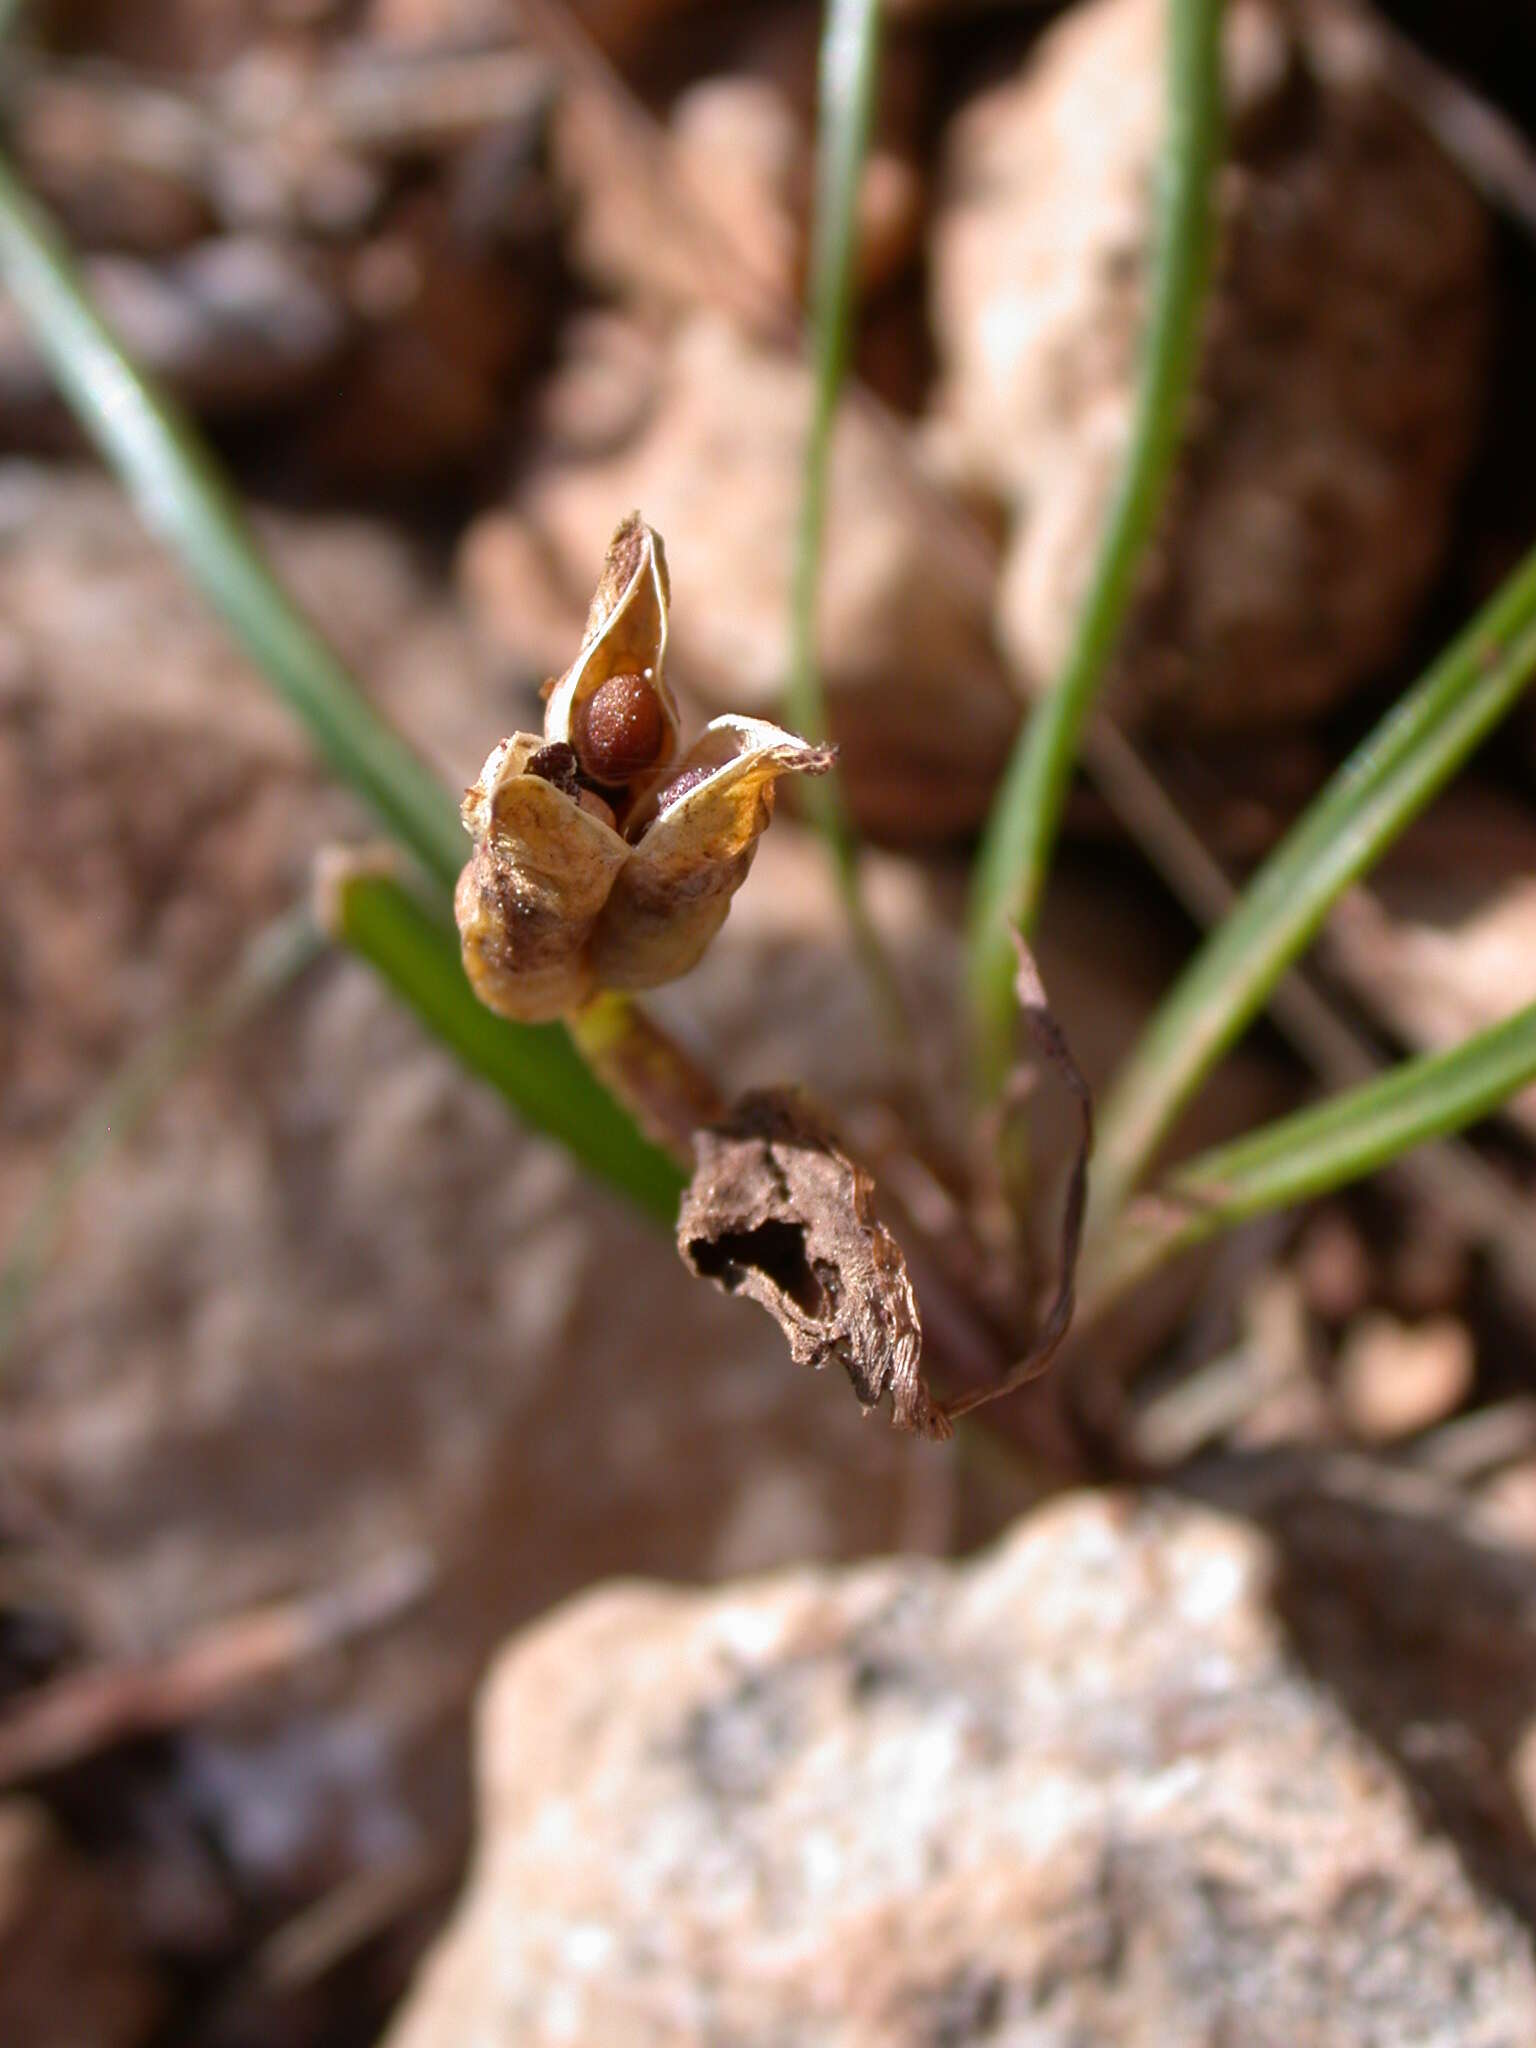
<box><xmin>964</xmin><ymin>0</ymin><xmax>1225</xmax><ymax>1098</ymax></box>
<box><xmin>0</xmin><ymin>150</ymin><xmax>466</xmax><ymax>890</ymax></box>
<box><xmin>787</xmin><ymin>0</ymin><xmax>913</xmax><ymax>1051</ymax></box>
<box><xmin>1084</xmin><ymin>1000</ymin><xmax>1536</xmax><ymax>1313</ymax></box>
<box><xmin>1089</xmin><ymin>539</ymin><xmax>1536</xmax><ymax>1234</ymax></box>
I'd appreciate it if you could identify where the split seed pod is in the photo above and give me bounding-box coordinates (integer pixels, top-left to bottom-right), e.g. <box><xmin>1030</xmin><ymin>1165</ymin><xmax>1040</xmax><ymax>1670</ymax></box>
<box><xmin>457</xmin><ymin>514</ymin><xmax>835</xmax><ymax>1022</ymax></box>
<box><xmin>543</xmin><ymin>512</ymin><xmax>681</xmax><ymax>800</ymax></box>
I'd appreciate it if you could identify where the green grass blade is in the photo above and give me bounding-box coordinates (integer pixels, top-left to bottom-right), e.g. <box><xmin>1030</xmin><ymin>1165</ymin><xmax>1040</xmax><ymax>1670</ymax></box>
<box><xmin>0</xmin><ymin>150</ymin><xmax>466</xmax><ymax>891</ymax></box>
<box><xmin>0</xmin><ymin>149</ymin><xmax>686</xmax><ymax>1225</ymax></box>
<box><xmin>787</xmin><ymin>0</ymin><xmax>911</xmax><ymax>1046</ymax></box>
<box><xmin>787</xmin><ymin>0</ymin><xmax>878</xmax><ymax>778</ymax></box>
<box><xmin>0</xmin><ymin>909</ymin><xmax>323</xmax><ymax>1362</ymax></box>
<box><xmin>1088</xmin><ymin>1002</ymin><xmax>1536</xmax><ymax>1309</ymax></box>
<box><xmin>1090</xmin><ymin>540</ymin><xmax>1536</xmax><ymax>1231</ymax></box>
<box><xmin>965</xmin><ymin>0</ymin><xmax>1225</xmax><ymax>1098</ymax></box>
<box><xmin>324</xmin><ymin>868</ymin><xmax>686</xmax><ymax>1228</ymax></box>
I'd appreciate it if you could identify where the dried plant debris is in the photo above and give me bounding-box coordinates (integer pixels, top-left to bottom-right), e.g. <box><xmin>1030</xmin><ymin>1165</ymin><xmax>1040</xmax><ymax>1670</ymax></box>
<box><xmin>678</xmin><ymin>1091</ymin><xmax>951</xmax><ymax>1441</ymax></box>
<box><xmin>456</xmin><ymin>513</ymin><xmax>835</xmax><ymax>1021</ymax></box>
<box><xmin>945</xmin><ymin>933</ymin><xmax>1094</xmax><ymax>1423</ymax></box>
<box><xmin>677</xmin><ymin>942</ymin><xmax>1090</xmax><ymax>1440</ymax></box>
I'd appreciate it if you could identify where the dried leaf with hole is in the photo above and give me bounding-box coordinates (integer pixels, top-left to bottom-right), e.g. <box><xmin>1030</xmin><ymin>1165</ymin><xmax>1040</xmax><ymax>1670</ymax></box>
<box><xmin>456</xmin><ymin>514</ymin><xmax>834</xmax><ymax>1021</ymax></box>
<box><xmin>677</xmin><ymin>1090</ymin><xmax>950</xmax><ymax>1440</ymax></box>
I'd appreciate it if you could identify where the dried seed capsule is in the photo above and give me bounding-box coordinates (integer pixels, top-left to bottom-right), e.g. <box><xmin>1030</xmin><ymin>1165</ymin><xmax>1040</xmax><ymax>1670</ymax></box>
<box><xmin>570</xmin><ymin>671</ymin><xmax>667</xmax><ymax>786</ymax></box>
<box><xmin>455</xmin><ymin>517</ymin><xmax>836</xmax><ymax>1022</ymax></box>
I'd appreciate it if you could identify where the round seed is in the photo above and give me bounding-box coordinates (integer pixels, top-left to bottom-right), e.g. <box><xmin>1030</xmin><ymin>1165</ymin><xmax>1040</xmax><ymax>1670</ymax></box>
<box><xmin>571</xmin><ymin>671</ymin><xmax>666</xmax><ymax>785</ymax></box>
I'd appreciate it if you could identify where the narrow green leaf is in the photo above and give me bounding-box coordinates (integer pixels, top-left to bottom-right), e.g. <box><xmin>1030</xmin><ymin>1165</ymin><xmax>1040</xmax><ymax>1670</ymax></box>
<box><xmin>325</xmin><ymin>869</ymin><xmax>686</xmax><ymax>1228</ymax></box>
<box><xmin>1087</xmin><ymin>1002</ymin><xmax>1536</xmax><ymax>1310</ymax></box>
<box><xmin>0</xmin><ymin>149</ymin><xmax>466</xmax><ymax>891</ymax></box>
<box><xmin>787</xmin><ymin>0</ymin><xmax>911</xmax><ymax>1047</ymax></box>
<box><xmin>0</xmin><ymin>909</ymin><xmax>323</xmax><ymax>1362</ymax></box>
<box><xmin>0</xmin><ymin>149</ymin><xmax>685</xmax><ymax>1226</ymax></box>
<box><xmin>1090</xmin><ymin>539</ymin><xmax>1536</xmax><ymax>1232</ymax></box>
<box><xmin>788</xmin><ymin>0</ymin><xmax>879</xmax><ymax>778</ymax></box>
<box><xmin>965</xmin><ymin>0</ymin><xmax>1225</xmax><ymax>1099</ymax></box>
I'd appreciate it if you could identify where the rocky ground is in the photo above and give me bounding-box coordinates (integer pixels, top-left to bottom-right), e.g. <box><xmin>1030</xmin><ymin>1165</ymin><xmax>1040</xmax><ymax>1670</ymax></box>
<box><xmin>387</xmin><ymin>1487</ymin><xmax>1536</xmax><ymax>2048</ymax></box>
<box><xmin>2</xmin><ymin>0</ymin><xmax>1536</xmax><ymax>2043</ymax></box>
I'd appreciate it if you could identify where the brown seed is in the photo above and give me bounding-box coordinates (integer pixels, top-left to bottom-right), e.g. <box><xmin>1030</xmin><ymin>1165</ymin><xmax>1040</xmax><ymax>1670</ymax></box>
<box><xmin>574</xmin><ymin>786</ymin><xmax>618</xmax><ymax>831</ymax></box>
<box><xmin>571</xmin><ymin>671</ymin><xmax>666</xmax><ymax>785</ymax></box>
<box><xmin>652</xmin><ymin>761</ymin><xmax>716</xmax><ymax>812</ymax></box>
<box><xmin>525</xmin><ymin>740</ymin><xmax>581</xmax><ymax>795</ymax></box>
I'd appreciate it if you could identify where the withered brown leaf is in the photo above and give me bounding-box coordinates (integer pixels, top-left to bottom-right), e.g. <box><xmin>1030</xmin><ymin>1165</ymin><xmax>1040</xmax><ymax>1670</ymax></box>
<box><xmin>943</xmin><ymin>931</ymin><xmax>1093</xmax><ymax>1422</ymax></box>
<box><xmin>677</xmin><ymin>1090</ymin><xmax>950</xmax><ymax>1440</ymax></box>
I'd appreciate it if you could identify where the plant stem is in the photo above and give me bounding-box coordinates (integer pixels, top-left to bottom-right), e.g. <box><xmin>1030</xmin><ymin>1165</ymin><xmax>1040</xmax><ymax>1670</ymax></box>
<box><xmin>567</xmin><ymin>994</ymin><xmax>726</xmax><ymax>1165</ymax></box>
<box><xmin>964</xmin><ymin>0</ymin><xmax>1225</xmax><ymax>1099</ymax></box>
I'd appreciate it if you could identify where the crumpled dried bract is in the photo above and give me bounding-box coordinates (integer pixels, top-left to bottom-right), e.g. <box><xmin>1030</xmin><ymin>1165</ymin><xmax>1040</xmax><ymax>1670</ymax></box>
<box><xmin>944</xmin><ymin>932</ymin><xmax>1093</xmax><ymax>1424</ymax></box>
<box><xmin>456</xmin><ymin>514</ymin><xmax>833</xmax><ymax>1021</ymax></box>
<box><xmin>678</xmin><ymin>1090</ymin><xmax>950</xmax><ymax>1440</ymax></box>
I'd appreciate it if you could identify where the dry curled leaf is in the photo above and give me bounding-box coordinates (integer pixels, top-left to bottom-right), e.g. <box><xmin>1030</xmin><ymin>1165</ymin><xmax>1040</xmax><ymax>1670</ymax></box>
<box><xmin>456</xmin><ymin>513</ymin><xmax>835</xmax><ymax>1020</ymax></box>
<box><xmin>678</xmin><ymin>1090</ymin><xmax>950</xmax><ymax>1440</ymax></box>
<box><xmin>945</xmin><ymin>931</ymin><xmax>1093</xmax><ymax>1422</ymax></box>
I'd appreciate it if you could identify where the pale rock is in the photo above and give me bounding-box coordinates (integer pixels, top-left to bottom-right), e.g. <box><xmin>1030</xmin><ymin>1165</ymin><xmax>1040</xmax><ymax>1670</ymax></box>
<box><xmin>547</xmin><ymin>71</ymin><xmax>797</xmax><ymax>322</ymax></box>
<box><xmin>524</xmin><ymin>309</ymin><xmax>664</xmax><ymax>462</ymax></box>
<box><xmin>364</xmin><ymin>0</ymin><xmax>702</xmax><ymax>58</ymax></box>
<box><xmin>669</xmin><ymin>75</ymin><xmax>805</xmax><ymax>307</ymax></box>
<box><xmin>549</xmin><ymin>15</ymin><xmax>923</xmax><ymax>316</ymax></box>
<box><xmin>1295</xmin><ymin>1207</ymin><xmax>1373</xmax><ymax>1325</ymax></box>
<box><xmin>386</xmin><ymin>1491</ymin><xmax>1536</xmax><ymax>2047</ymax></box>
<box><xmin>930</xmin><ymin>0</ymin><xmax>1490</xmax><ymax>729</ymax></box>
<box><xmin>0</xmin><ymin>241</ymin><xmax>345</xmax><ymax>419</ymax></box>
<box><xmin>1335</xmin><ymin>1313</ymin><xmax>1476</xmax><ymax>1444</ymax></box>
<box><xmin>1192</xmin><ymin>1447</ymin><xmax>1536</xmax><ymax>1927</ymax></box>
<box><xmin>1476</xmin><ymin>1464</ymin><xmax>1536</xmax><ymax>1555</ymax></box>
<box><xmin>1325</xmin><ymin>854</ymin><xmax>1536</xmax><ymax>1140</ymax></box>
<box><xmin>667</xmin><ymin>70</ymin><xmax>923</xmax><ymax>301</ymax></box>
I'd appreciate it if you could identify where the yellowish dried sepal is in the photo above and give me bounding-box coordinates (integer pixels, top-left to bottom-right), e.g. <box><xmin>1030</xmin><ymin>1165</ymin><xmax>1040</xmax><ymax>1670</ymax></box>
<box><xmin>591</xmin><ymin>717</ymin><xmax>836</xmax><ymax>990</ymax></box>
<box><xmin>456</xmin><ymin>734</ymin><xmax>628</xmax><ymax>1021</ymax></box>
